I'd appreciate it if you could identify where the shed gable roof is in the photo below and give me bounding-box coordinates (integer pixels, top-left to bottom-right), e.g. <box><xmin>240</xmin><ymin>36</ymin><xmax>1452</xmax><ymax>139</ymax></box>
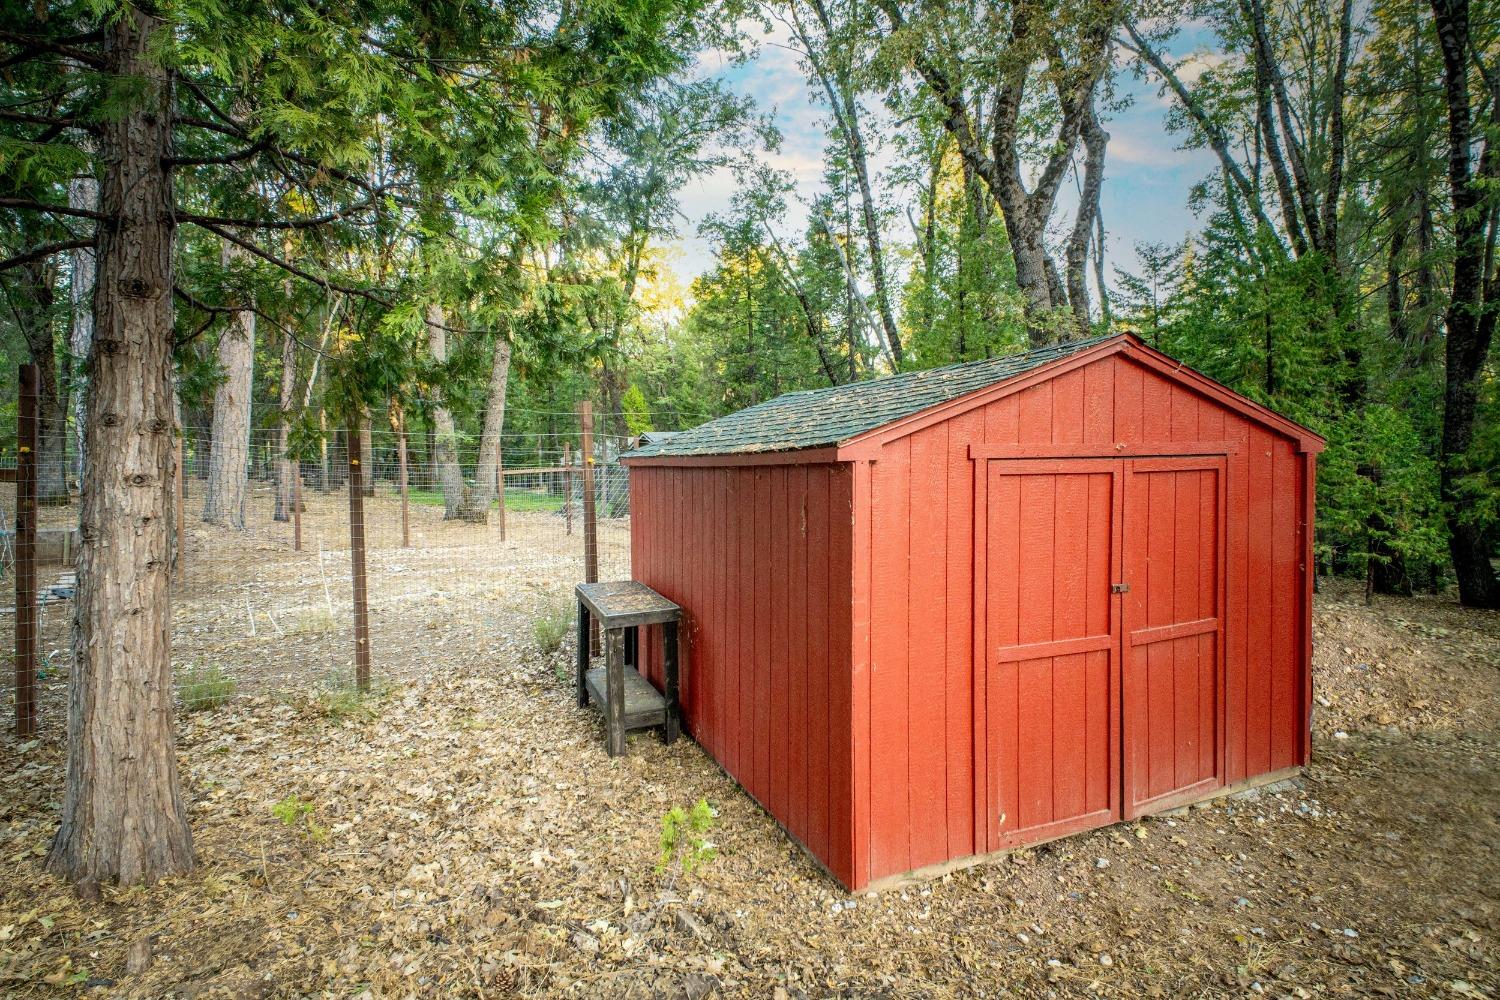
<box><xmin>626</xmin><ymin>334</ymin><xmax>1114</xmax><ymax>458</ymax></box>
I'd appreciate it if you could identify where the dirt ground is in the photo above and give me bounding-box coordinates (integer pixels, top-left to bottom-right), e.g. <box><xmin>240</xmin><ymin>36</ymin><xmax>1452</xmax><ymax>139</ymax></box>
<box><xmin>1</xmin><ymin>508</ymin><xmax>1498</xmax><ymax>997</ymax></box>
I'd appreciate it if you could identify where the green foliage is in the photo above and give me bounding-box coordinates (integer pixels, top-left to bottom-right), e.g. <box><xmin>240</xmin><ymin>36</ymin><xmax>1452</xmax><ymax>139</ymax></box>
<box><xmin>313</xmin><ymin>676</ymin><xmax>386</xmax><ymax>723</ymax></box>
<box><xmin>271</xmin><ymin>794</ymin><xmax>328</xmax><ymax>842</ymax></box>
<box><xmin>621</xmin><ymin>384</ymin><xmax>655</xmax><ymax>436</ymax></box>
<box><xmin>175</xmin><ymin>661</ymin><xmax>237</xmax><ymax>712</ymax></box>
<box><xmin>657</xmin><ymin>799</ymin><xmax>717</xmax><ymax>875</ymax></box>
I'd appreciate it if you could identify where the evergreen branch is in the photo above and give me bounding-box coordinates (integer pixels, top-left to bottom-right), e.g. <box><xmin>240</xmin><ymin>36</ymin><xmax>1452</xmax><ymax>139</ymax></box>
<box><xmin>0</xmin><ymin>109</ymin><xmax>96</xmax><ymax>133</ymax></box>
<box><xmin>174</xmin><ymin>115</ymin><xmax>247</xmax><ymax>139</ymax></box>
<box><xmin>173</xmin><ymin>285</ymin><xmax>336</xmax><ymax>358</ymax></box>
<box><xmin>186</xmin><ymin>217</ymin><xmax>391</xmax><ymax>303</ymax></box>
<box><xmin>0</xmin><ymin>30</ymin><xmax>105</xmax><ymax>69</ymax></box>
<box><xmin>176</xmin><ymin>76</ymin><xmax>246</xmax><ymax>130</ymax></box>
<box><xmin>167</xmin><ymin>139</ymin><xmax>270</xmax><ymax>167</ymax></box>
<box><xmin>178</xmin><ymin>189</ymin><xmax>388</xmax><ymax>230</ymax></box>
<box><xmin>0</xmin><ymin>197</ymin><xmax>111</xmax><ymax>222</ymax></box>
<box><xmin>0</xmin><ymin>238</ymin><xmax>95</xmax><ymax>273</ymax></box>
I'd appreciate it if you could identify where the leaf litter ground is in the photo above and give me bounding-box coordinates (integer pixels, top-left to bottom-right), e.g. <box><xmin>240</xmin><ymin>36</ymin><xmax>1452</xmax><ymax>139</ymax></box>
<box><xmin>1</xmin><ymin>501</ymin><xmax>1497</xmax><ymax>998</ymax></box>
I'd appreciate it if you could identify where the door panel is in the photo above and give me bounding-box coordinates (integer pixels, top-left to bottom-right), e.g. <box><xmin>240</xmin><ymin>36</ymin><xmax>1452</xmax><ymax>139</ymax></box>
<box><xmin>982</xmin><ymin>460</ymin><xmax>1120</xmax><ymax>850</ymax></box>
<box><xmin>1121</xmin><ymin>459</ymin><xmax>1226</xmax><ymax>817</ymax></box>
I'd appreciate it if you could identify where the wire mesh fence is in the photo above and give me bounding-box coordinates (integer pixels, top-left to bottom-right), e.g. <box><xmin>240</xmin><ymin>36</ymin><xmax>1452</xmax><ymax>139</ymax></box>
<box><xmin>4</xmin><ymin>379</ymin><xmax>636</xmax><ymax>729</ymax></box>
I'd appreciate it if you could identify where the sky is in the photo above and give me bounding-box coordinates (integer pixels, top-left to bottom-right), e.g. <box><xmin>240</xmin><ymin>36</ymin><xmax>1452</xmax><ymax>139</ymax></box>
<box><xmin>665</xmin><ymin>21</ymin><xmax>1223</xmax><ymax>289</ymax></box>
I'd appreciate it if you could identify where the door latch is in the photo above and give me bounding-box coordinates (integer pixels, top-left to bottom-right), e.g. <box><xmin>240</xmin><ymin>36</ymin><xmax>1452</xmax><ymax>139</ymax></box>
<box><xmin>1111</xmin><ymin>582</ymin><xmax>1130</xmax><ymax>594</ymax></box>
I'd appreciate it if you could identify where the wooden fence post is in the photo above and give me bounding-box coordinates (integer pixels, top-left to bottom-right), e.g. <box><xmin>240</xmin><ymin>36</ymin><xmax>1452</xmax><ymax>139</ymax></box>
<box><xmin>14</xmin><ymin>365</ymin><xmax>38</xmax><ymax>737</ymax></box>
<box><xmin>347</xmin><ymin>434</ymin><xmax>371</xmax><ymax>692</ymax></box>
<box><xmin>562</xmin><ymin>440</ymin><xmax>573</xmax><ymax>536</ymax></box>
<box><xmin>578</xmin><ymin>401</ymin><xmax>599</xmax><ymax>654</ymax></box>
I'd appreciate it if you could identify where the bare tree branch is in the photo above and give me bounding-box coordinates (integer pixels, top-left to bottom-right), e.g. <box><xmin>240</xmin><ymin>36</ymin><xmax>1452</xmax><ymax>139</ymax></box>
<box><xmin>0</xmin><ymin>238</ymin><xmax>95</xmax><ymax>274</ymax></box>
<box><xmin>0</xmin><ymin>196</ymin><xmax>110</xmax><ymax>221</ymax></box>
<box><xmin>1120</xmin><ymin>23</ymin><xmax>1278</xmax><ymax>237</ymax></box>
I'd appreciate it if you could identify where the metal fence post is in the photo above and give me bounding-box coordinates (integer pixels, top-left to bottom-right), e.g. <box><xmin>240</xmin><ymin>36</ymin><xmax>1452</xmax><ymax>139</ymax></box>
<box><xmin>578</xmin><ymin>401</ymin><xmax>599</xmax><ymax>654</ymax></box>
<box><xmin>562</xmin><ymin>440</ymin><xmax>573</xmax><ymax>536</ymax></box>
<box><xmin>14</xmin><ymin>364</ymin><xmax>38</xmax><ymax>737</ymax></box>
<box><xmin>347</xmin><ymin>435</ymin><xmax>372</xmax><ymax>692</ymax></box>
<box><xmin>292</xmin><ymin>465</ymin><xmax>303</xmax><ymax>552</ymax></box>
<box><xmin>396</xmin><ymin>411</ymin><xmax>410</xmax><ymax>549</ymax></box>
<box><xmin>496</xmin><ymin>441</ymin><xmax>506</xmax><ymax>542</ymax></box>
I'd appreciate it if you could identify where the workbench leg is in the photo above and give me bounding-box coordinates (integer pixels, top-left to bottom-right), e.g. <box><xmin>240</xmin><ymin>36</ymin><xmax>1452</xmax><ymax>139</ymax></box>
<box><xmin>625</xmin><ymin>624</ymin><xmax>638</xmax><ymax>669</ymax></box>
<box><xmin>576</xmin><ymin>599</ymin><xmax>590</xmax><ymax>709</ymax></box>
<box><xmin>606</xmin><ymin>628</ymin><xmax>626</xmax><ymax>757</ymax></box>
<box><xmin>663</xmin><ymin>621</ymin><xmax>680</xmax><ymax>745</ymax></box>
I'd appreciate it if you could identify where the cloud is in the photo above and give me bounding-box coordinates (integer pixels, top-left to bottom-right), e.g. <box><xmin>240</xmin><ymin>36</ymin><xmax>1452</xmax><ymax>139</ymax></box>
<box><xmin>1109</xmin><ymin>133</ymin><xmax>1212</xmax><ymax>169</ymax></box>
<box><xmin>1174</xmin><ymin>50</ymin><xmax>1237</xmax><ymax>85</ymax></box>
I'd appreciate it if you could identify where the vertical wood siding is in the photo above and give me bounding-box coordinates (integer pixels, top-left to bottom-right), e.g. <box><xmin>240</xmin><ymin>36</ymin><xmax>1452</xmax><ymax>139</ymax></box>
<box><xmin>630</xmin><ymin>463</ymin><xmax>857</xmax><ymax>885</ymax></box>
<box><xmin>861</xmin><ymin>353</ymin><xmax>1310</xmax><ymax>884</ymax></box>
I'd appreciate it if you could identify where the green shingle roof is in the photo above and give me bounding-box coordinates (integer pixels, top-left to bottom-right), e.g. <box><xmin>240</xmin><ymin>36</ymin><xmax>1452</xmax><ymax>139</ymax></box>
<box><xmin>627</xmin><ymin>334</ymin><xmax>1117</xmax><ymax>458</ymax></box>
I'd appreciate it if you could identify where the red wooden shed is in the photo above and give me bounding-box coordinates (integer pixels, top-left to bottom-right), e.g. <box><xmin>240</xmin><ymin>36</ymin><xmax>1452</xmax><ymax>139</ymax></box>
<box><xmin>622</xmin><ymin>333</ymin><xmax>1323</xmax><ymax>891</ymax></box>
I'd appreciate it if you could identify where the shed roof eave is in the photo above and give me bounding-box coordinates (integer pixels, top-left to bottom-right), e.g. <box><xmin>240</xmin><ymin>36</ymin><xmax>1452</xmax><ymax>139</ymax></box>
<box><xmin>620</xmin><ymin>445</ymin><xmax>848</xmax><ymax>468</ymax></box>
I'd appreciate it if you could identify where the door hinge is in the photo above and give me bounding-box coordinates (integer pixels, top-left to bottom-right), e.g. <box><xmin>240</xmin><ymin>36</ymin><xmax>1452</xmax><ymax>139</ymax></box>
<box><xmin>1111</xmin><ymin>582</ymin><xmax>1131</xmax><ymax>594</ymax></box>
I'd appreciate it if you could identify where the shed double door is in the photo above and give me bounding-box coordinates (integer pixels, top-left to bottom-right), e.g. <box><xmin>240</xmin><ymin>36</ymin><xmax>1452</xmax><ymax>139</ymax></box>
<box><xmin>978</xmin><ymin>456</ymin><xmax>1226</xmax><ymax>852</ymax></box>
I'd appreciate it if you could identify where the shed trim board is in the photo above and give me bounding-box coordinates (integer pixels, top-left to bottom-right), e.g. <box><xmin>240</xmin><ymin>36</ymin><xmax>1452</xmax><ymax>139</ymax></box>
<box><xmin>626</xmin><ymin>343</ymin><xmax>1315</xmax><ymax>890</ymax></box>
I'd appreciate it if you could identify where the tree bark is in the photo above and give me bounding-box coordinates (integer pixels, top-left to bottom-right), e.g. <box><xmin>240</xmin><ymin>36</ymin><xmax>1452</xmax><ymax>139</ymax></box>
<box><xmin>425</xmin><ymin>304</ymin><xmax>466</xmax><ymax>519</ymax></box>
<box><xmin>47</xmin><ymin>4</ymin><xmax>194</xmax><ymax>894</ymax></box>
<box><xmin>201</xmin><ymin>241</ymin><xmax>254</xmax><ymax>528</ymax></box>
<box><xmin>459</xmin><ymin>337</ymin><xmax>512</xmax><ymax>520</ymax></box>
<box><xmin>273</xmin><ymin>327</ymin><xmax>297</xmax><ymax>520</ymax></box>
<box><xmin>1431</xmin><ymin>0</ymin><xmax>1500</xmax><ymax>608</ymax></box>
<box><xmin>1066</xmin><ymin>99</ymin><xmax>1108</xmax><ymax>337</ymax></box>
<box><xmin>69</xmin><ymin>169</ymin><xmax>98</xmax><ymax>486</ymax></box>
<box><xmin>880</xmin><ymin>0</ymin><xmax>1114</xmax><ymax>343</ymax></box>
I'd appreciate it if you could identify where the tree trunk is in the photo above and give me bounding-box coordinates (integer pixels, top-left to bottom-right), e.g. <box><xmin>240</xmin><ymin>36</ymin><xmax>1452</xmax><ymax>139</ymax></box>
<box><xmin>1431</xmin><ymin>0</ymin><xmax>1500</xmax><ymax>608</ymax></box>
<box><xmin>1066</xmin><ymin>102</ymin><xmax>1108</xmax><ymax>338</ymax></box>
<box><xmin>425</xmin><ymin>304</ymin><xmax>466</xmax><ymax>519</ymax></box>
<box><xmin>69</xmin><ymin>169</ymin><xmax>98</xmax><ymax>486</ymax></box>
<box><xmin>1003</xmin><ymin>208</ymin><xmax>1058</xmax><ymax>342</ymax></box>
<box><xmin>201</xmin><ymin>242</ymin><xmax>254</xmax><ymax>528</ymax></box>
<box><xmin>47</xmin><ymin>5</ymin><xmax>194</xmax><ymax>894</ymax></box>
<box><xmin>273</xmin><ymin>327</ymin><xmax>297</xmax><ymax>521</ymax></box>
<box><xmin>14</xmin><ymin>246</ymin><xmax>69</xmax><ymax>505</ymax></box>
<box><xmin>460</xmin><ymin>338</ymin><xmax>512</xmax><ymax>520</ymax></box>
<box><xmin>1092</xmin><ymin>205</ymin><xmax>1111</xmax><ymax>327</ymax></box>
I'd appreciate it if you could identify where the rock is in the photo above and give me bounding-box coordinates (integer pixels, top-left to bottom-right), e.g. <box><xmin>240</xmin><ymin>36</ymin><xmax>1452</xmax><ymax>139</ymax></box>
<box><xmin>1095</xmin><ymin>858</ymin><xmax>1110</xmax><ymax>869</ymax></box>
<box><xmin>127</xmin><ymin>937</ymin><xmax>153</xmax><ymax>976</ymax></box>
<box><xmin>1098</xmin><ymin>953</ymin><xmax>1113</xmax><ymax>967</ymax></box>
<box><xmin>682</xmin><ymin>974</ymin><xmax>719</xmax><ymax>1000</ymax></box>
